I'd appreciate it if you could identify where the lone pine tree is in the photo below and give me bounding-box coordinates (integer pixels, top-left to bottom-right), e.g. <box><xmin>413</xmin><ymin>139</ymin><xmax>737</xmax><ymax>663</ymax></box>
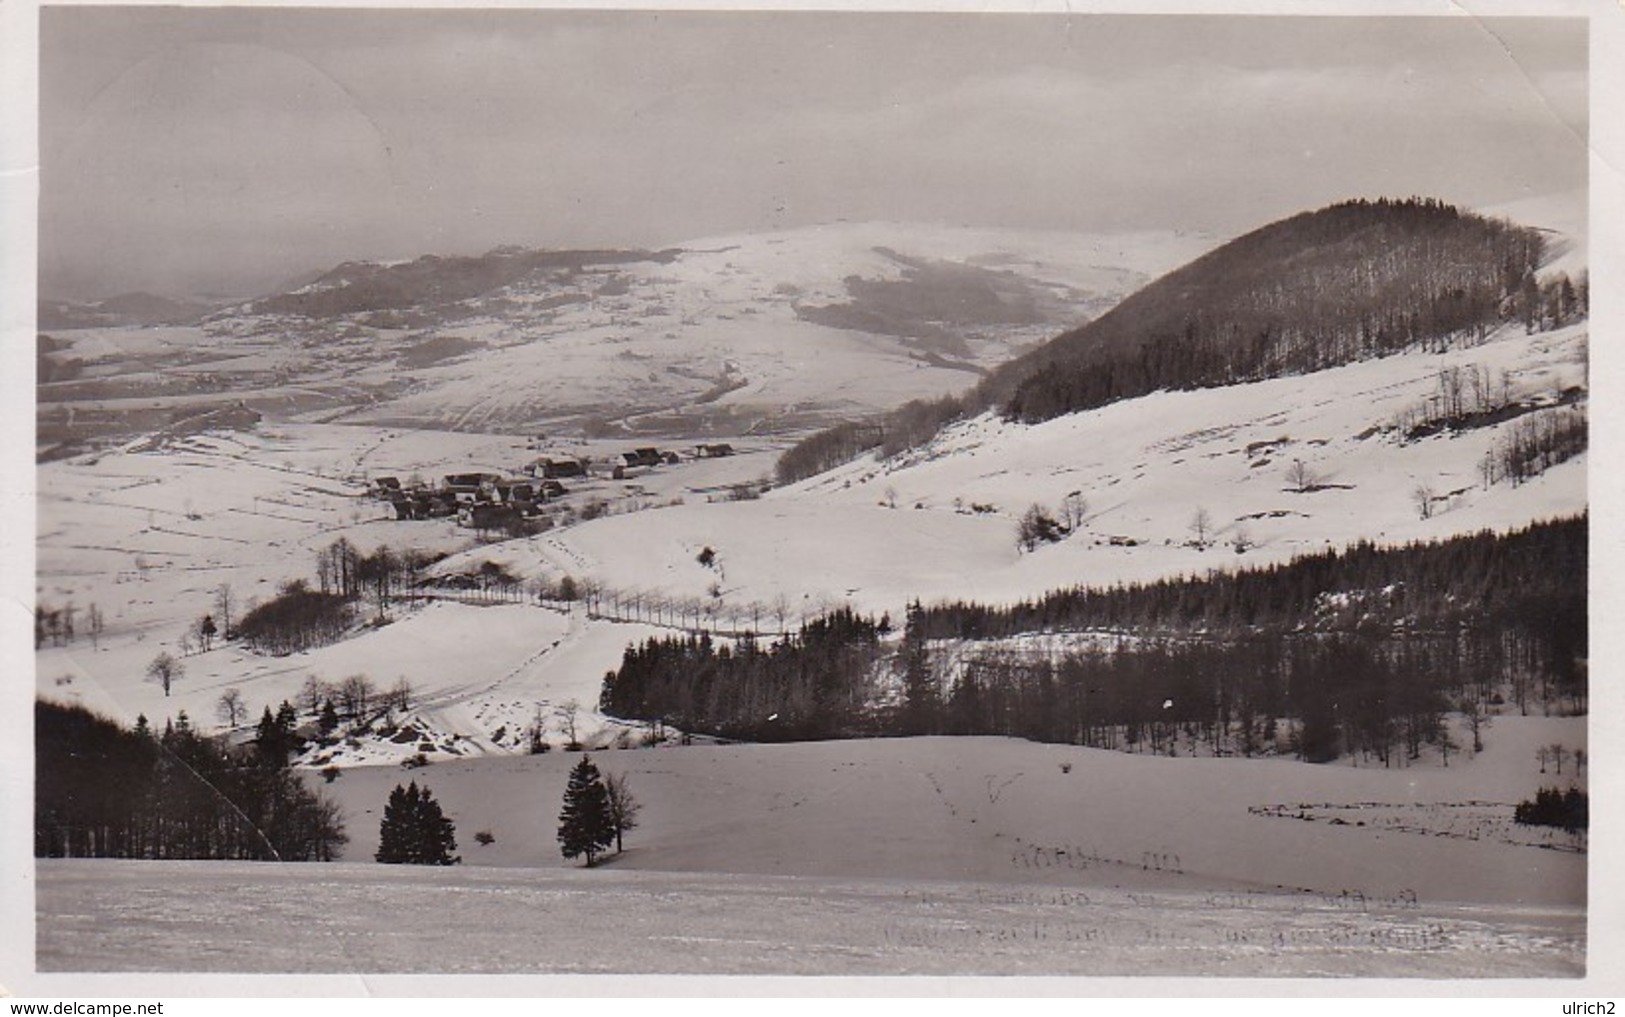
<box><xmin>898</xmin><ymin>600</ymin><xmax>940</xmax><ymax>735</ymax></box>
<box><xmin>376</xmin><ymin>780</ymin><xmax>459</xmax><ymax>865</ymax></box>
<box><xmin>557</xmin><ymin>754</ymin><xmax>616</xmax><ymax>867</ymax></box>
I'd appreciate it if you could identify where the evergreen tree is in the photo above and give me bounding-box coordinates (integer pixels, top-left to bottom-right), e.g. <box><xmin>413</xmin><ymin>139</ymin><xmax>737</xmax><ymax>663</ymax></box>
<box><xmin>255</xmin><ymin>706</ymin><xmax>281</xmax><ymax>764</ymax></box>
<box><xmin>376</xmin><ymin>780</ymin><xmax>459</xmax><ymax>865</ymax></box>
<box><xmin>256</xmin><ymin>701</ymin><xmax>302</xmax><ymax>767</ymax></box>
<box><xmin>275</xmin><ymin>700</ymin><xmax>300</xmax><ymax>739</ymax></box>
<box><xmin>557</xmin><ymin>754</ymin><xmax>615</xmax><ymax>867</ymax></box>
<box><xmin>318</xmin><ymin>698</ymin><xmax>340</xmax><ymax>738</ymax></box>
<box><xmin>899</xmin><ymin>601</ymin><xmax>939</xmax><ymax>735</ymax></box>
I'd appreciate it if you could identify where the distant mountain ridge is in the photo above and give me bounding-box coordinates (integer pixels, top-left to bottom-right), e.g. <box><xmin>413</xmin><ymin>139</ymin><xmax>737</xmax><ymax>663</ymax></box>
<box><xmin>39</xmin><ymin>292</ymin><xmax>214</xmax><ymax>329</ymax></box>
<box><xmin>240</xmin><ymin>246</ymin><xmax>681</xmax><ymax>320</ymax></box>
<box><xmin>37</xmin><ymin>222</ymin><xmax>1212</xmax><ymax>445</ymax></box>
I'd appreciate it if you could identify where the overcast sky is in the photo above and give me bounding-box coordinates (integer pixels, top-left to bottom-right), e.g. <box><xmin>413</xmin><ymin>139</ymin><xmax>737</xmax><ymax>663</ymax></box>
<box><xmin>38</xmin><ymin>9</ymin><xmax>1587</xmax><ymax>301</ymax></box>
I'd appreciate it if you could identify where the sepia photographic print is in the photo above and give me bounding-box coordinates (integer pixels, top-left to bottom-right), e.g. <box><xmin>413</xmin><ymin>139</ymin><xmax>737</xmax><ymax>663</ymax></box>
<box><xmin>8</xmin><ymin>0</ymin><xmax>1620</xmax><ymax>994</ymax></box>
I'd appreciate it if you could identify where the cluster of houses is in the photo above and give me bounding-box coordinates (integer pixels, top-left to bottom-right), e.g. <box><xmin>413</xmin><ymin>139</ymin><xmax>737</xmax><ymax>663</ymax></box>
<box><xmin>370</xmin><ymin>443</ymin><xmax>735</xmax><ymax>529</ymax></box>
<box><xmin>371</xmin><ymin>466</ymin><xmax>575</xmax><ymax>528</ymax></box>
<box><xmin>609</xmin><ymin>443</ymin><xmax>734</xmax><ymax>475</ymax></box>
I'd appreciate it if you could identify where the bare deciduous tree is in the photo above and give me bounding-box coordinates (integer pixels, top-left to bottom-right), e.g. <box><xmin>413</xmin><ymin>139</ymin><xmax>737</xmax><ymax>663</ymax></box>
<box><xmin>216</xmin><ymin>687</ymin><xmax>247</xmax><ymax>729</ymax></box>
<box><xmin>556</xmin><ymin>699</ymin><xmax>581</xmax><ymax>749</ymax></box>
<box><xmin>1017</xmin><ymin>503</ymin><xmax>1063</xmax><ymax>552</ymax></box>
<box><xmin>1061</xmin><ymin>491</ymin><xmax>1089</xmax><ymax>532</ymax></box>
<box><xmin>147</xmin><ymin>652</ymin><xmax>183</xmax><ymax>697</ymax></box>
<box><xmin>86</xmin><ymin>603</ymin><xmax>104</xmax><ymax>649</ymax></box>
<box><xmin>387</xmin><ymin>677</ymin><xmax>414</xmax><ymax>713</ymax></box>
<box><xmin>215</xmin><ymin>583</ymin><xmax>235</xmax><ymax>640</ymax></box>
<box><xmin>1232</xmin><ymin>525</ymin><xmax>1253</xmax><ymax>554</ymax></box>
<box><xmin>1287</xmin><ymin>459</ymin><xmax>1318</xmax><ymax>493</ymax></box>
<box><xmin>1188</xmin><ymin>507</ymin><xmax>1214</xmax><ymax>548</ymax></box>
<box><xmin>298</xmin><ymin>675</ymin><xmax>329</xmax><ymax>716</ymax></box>
<box><xmin>605</xmin><ymin>770</ymin><xmax>642</xmax><ymax>854</ymax></box>
<box><xmin>337</xmin><ymin>673</ymin><xmax>377</xmax><ymax>727</ymax></box>
<box><xmin>1460</xmin><ymin>689</ymin><xmax>1492</xmax><ymax>754</ymax></box>
<box><xmin>1412</xmin><ymin>482</ymin><xmax>1436</xmax><ymax>520</ymax></box>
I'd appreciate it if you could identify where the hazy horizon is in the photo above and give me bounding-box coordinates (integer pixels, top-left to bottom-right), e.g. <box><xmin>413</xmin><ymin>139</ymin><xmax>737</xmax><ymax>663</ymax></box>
<box><xmin>40</xmin><ymin>9</ymin><xmax>1586</xmax><ymax>302</ymax></box>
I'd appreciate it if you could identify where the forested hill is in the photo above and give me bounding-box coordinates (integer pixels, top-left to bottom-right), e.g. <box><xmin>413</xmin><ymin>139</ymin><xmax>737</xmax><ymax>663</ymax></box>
<box><xmin>914</xmin><ymin>514</ymin><xmax>1586</xmax><ymax>648</ymax></box>
<box><xmin>983</xmin><ymin>198</ymin><xmax>1566</xmax><ymax>424</ymax></box>
<box><xmin>598</xmin><ymin>516</ymin><xmax>1585</xmax><ymax>758</ymax></box>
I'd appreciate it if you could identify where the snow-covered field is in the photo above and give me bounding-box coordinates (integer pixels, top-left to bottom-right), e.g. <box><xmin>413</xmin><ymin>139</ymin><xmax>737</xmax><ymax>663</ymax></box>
<box><xmin>34</xmin><ymin>860</ymin><xmax>1581</xmax><ymax>976</ymax></box>
<box><xmin>35</xmin><ymin>715</ymin><xmax>1584</xmax><ymax>975</ymax></box>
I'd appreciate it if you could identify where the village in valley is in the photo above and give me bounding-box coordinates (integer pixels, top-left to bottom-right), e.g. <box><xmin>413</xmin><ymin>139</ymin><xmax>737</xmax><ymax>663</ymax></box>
<box><xmin>372</xmin><ymin>441</ymin><xmax>738</xmax><ymax>530</ymax></box>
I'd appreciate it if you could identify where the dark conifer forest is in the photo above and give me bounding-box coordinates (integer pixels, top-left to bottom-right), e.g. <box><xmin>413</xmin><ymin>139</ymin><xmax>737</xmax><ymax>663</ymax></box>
<box><xmin>600</xmin><ymin>607</ymin><xmax>890</xmax><ymax>741</ymax></box>
<box><xmin>990</xmin><ymin>198</ymin><xmax>1557</xmax><ymax>423</ymax></box>
<box><xmin>35</xmin><ymin>700</ymin><xmax>347</xmax><ymax>860</ymax></box>
<box><xmin>599</xmin><ymin>516</ymin><xmax>1584</xmax><ymax>764</ymax></box>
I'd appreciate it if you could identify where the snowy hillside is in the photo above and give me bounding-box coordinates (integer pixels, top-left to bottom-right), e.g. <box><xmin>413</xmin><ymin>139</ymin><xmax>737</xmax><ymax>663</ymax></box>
<box><xmin>1480</xmin><ymin>187</ymin><xmax>1587</xmax><ymax>279</ymax></box>
<box><xmin>510</xmin><ymin>318</ymin><xmax>1587</xmax><ymax>620</ymax></box>
<box><xmin>36</xmin><ymin>321</ymin><xmax>1585</xmax><ymax>768</ymax></box>
<box><xmin>34</xmin><ymin>422</ymin><xmax>775</xmax><ymax>759</ymax></box>
<box><xmin>38</xmin><ymin>222</ymin><xmax>1214</xmax><ymax>454</ymax></box>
